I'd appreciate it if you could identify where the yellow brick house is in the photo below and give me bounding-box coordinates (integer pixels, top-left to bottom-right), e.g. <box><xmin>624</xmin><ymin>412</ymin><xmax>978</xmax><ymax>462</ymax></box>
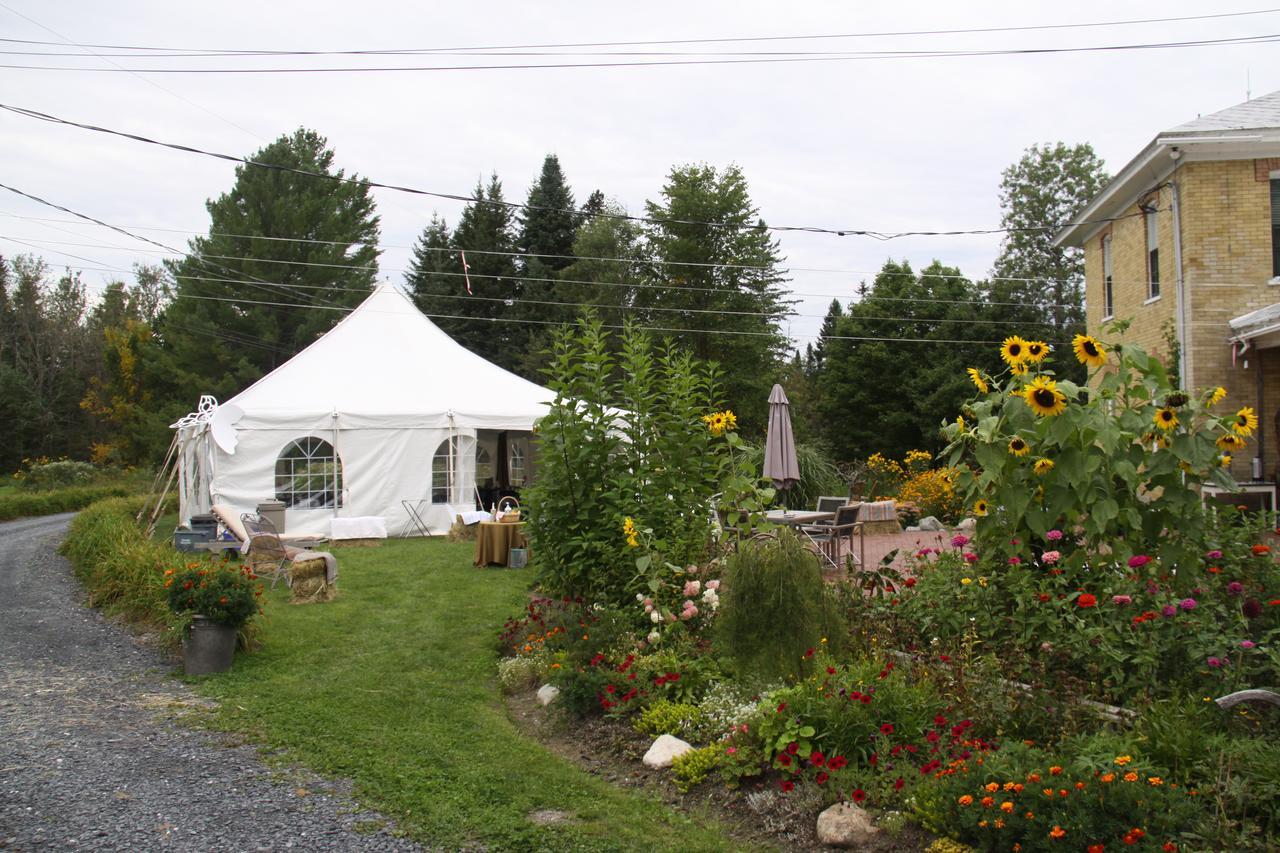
<box><xmin>1056</xmin><ymin>90</ymin><xmax>1280</xmax><ymax>503</ymax></box>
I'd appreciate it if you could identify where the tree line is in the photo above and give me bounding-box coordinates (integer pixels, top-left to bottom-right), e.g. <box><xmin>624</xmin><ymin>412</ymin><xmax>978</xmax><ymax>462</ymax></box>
<box><xmin>0</xmin><ymin>131</ymin><xmax>1106</xmax><ymax>475</ymax></box>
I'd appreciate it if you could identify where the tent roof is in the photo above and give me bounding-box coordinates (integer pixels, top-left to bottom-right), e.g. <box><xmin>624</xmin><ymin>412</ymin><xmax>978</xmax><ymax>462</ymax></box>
<box><xmin>224</xmin><ymin>285</ymin><xmax>551</xmax><ymax>429</ymax></box>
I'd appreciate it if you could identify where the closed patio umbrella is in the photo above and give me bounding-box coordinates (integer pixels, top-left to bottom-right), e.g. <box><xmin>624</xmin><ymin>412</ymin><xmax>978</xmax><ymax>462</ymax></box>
<box><xmin>762</xmin><ymin>384</ymin><xmax>800</xmax><ymax>497</ymax></box>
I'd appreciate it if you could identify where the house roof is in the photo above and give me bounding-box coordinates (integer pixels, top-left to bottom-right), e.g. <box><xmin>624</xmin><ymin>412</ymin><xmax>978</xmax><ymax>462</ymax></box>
<box><xmin>1054</xmin><ymin>90</ymin><xmax>1280</xmax><ymax>248</ymax></box>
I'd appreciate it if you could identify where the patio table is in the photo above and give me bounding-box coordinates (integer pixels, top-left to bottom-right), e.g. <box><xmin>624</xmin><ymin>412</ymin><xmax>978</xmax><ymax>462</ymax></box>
<box><xmin>763</xmin><ymin>509</ymin><xmax>839</xmax><ymax>568</ymax></box>
<box><xmin>474</xmin><ymin>520</ymin><xmax>527</xmax><ymax>567</ymax></box>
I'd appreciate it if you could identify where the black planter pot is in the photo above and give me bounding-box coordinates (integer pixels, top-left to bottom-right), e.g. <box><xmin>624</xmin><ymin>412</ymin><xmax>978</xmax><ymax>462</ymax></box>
<box><xmin>183</xmin><ymin>615</ymin><xmax>237</xmax><ymax>675</ymax></box>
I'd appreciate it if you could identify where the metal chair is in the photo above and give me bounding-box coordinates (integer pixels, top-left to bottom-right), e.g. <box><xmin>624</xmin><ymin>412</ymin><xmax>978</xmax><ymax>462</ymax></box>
<box><xmin>803</xmin><ymin>503</ymin><xmax>865</xmax><ymax>569</ymax></box>
<box><xmin>241</xmin><ymin>512</ymin><xmax>292</xmax><ymax>589</ymax></box>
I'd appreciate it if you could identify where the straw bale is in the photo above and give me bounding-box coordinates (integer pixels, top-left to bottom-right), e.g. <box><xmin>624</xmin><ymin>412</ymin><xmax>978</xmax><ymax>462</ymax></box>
<box><xmin>860</xmin><ymin>520</ymin><xmax>902</xmax><ymax>535</ymax></box>
<box><xmin>290</xmin><ymin>575</ymin><xmax>336</xmax><ymax>604</ymax></box>
<box><xmin>331</xmin><ymin>538</ymin><xmax>381</xmax><ymax>548</ymax></box>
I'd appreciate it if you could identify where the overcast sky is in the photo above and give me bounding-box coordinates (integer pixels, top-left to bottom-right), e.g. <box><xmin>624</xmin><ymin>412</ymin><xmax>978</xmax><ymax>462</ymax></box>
<box><xmin>1</xmin><ymin>0</ymin><xmax>1277</xmax><ymax>347</ymax></box>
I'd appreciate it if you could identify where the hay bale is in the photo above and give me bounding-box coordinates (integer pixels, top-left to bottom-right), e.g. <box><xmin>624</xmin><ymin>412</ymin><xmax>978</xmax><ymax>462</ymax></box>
<box><xmin>290</xmin><ymin>574</ymin><xmax>336</xmax><ymax>604</ymax></box>
<box><xmin>331</xmin><ymin>538</ymin><xmax>381</xmax><ymax>548</ymax></box>
<box><xmin>861</xmin><ymin>520</ymin><xmax>902</xmax><ymax>535</ymax></box>
<box><xmin>447</xmin><ymin>515</ymin><xmax>478</xmax><ymax>542</ymax></box>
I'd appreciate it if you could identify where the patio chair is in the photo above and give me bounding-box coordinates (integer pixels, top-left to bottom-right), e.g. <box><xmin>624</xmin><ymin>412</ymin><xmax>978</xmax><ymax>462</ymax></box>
<box><xmin>241</xmin><ymin>512</ymin><xmax>293</xmax><ymax>589</ymax></box>
<box><xmin>803</xmin><ymin>503</ymin><xmax>865</xmax><ymax>570</ymax></box>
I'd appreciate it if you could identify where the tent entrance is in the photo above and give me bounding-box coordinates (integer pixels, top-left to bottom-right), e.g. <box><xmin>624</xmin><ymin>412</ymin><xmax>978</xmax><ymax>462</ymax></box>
<box><xmin>475</xmin><ymin>429</ymin><xmax>535</xmax><ymax>511</ymax></box>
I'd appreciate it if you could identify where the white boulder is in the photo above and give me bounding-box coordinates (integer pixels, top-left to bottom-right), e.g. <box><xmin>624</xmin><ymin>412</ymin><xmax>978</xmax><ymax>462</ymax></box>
<box><xmin>535</xmin><ymin>684</ymin><xmax>560</xmax><ymax>706</ymax></box>
<box><xmin>816</xmin><ymin>802</ymin><xmax>879</xmax><ymax>848</ymax></box>
<box><xmin>641</xmin><ymin>734</ymin><xmax>693</xmax><ymax>769</ymax></box>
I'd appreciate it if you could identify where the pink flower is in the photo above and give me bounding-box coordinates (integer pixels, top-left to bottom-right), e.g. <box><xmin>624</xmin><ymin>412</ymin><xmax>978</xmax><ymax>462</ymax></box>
<box><xmin>1227</xmin><ymin>581</ymin><xmax>1244</xmax><ymax>596</ymax></box>
<box><xmin>683</xmin><ymin>580</ymin><xmax>701</xmax><ymax>597</ymax></box>
<box><xmin>726</xmin><ymin>747</ymin><xmax>737</xmax><ymax>755</ymax></box>
<box><xmin>1240</xmin><ymin>640</ymin><xmax>1257</xmax><ymax>649</ymax></box>
<box><xmin>680</xmin><ymin>604</ymin><xmax>698</xmax><ymax>620</ymax></box>
<box><xmin>1010</xmin><ymin>538</ymin><xmax>1021</xmax><ymax>546</ymax></box>
<box><xmin>706</xmin><ymin>580</ymin><xmax>720</xmax><ymax>591</ymax></box>
<box><xmin>1128</xmin><ymin>555</ymin><xmax>1152</xmax><ymax>568</ymax></box>
<box><xmin>1041</xmin><ymin>550</ymin><xmax>1061</xmax><ymax>564</ymax></box>
<box><xmin>1008</xmin><ymin>556</ymin><xmax>1022</xmax><ymax>566</ymax></box>
<box><xmin>1180</xmin><ymin>598</ymin><xmax>1198</xmax><ymax>610</ymax></box>
<box><xmin>1207</xmin><ymin>656</ymin><xmax>1222</xmax><ymax>668</ymax></box>
<box><xmin>951</xmin><ymin>534</ymin><xmax>970</xmax><ymax>548</ymax></box>
<box><xmin>963</xmin><ymin>552</ymin><xmax>979</xmax><ymax>563</ymax></box>
<box><xmin>1046</xmin><ymin>529</ymin><xmax>1064</xmax><ymax>541</ymax></box>
<box><xmin>1161</xmin><ymin>604</ymin><xmax>1178</xmax><ymax>618</ymax></box>
<box><xmin>1112</xmin><ymin>595</ymin><xmax>1132</xmax><ymax>606</ymax></box>
<box><xmin>1206</xmin><ymin>550</ymin><xmax>1223</xmax><ymax>559</ymax></box>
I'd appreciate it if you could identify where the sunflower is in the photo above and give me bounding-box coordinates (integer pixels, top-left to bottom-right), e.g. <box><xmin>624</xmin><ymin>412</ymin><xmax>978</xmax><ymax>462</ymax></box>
<box><xmin>1034</xmin><ymin>458</ymin><xmax>1055</xmax><ymax>476</ymax></box>
<box><xmin>1024</xmin><ymin>341</ymin><xmax>1049</xmax><ymax>363</ymax></box>
<box><xmin>1000</xmin><ymin>336</ymin><xmax>1029</xmax><ymax>365</ymax></box>
<box><xmin>973</xmin><ymin>499</ymin><xmax>989</xmax><ymax>517</ymax></box>
<box><xmin>1072</xmin><ymin>334</ymin><xmax>1107</xmax><ymax>368</ymax></box>
<box><xmin>966</xmin><ymin>367</ymin><xmax>989</xmax><ymax>394</ymax></box>
<box><xmin>1010</xmin><ymin>360</ymin><xmax>1030</xmax><ymax>377</ymax></box>
<box><xmin>1233</xmin><ymin>407</ymin><xmax>1259</xmax><ymax>437</ymax></box>
<box><xmin>1221</xmin><ymin>454</ymin><xmax>1233</xmax><ymax>468</ymax></box>
<box><xmin>1023</xmin><ymin>376</ymin><xmax>1067</xmax><ymax>417</ymax></box>
<box><xmin>1209</xmin><ymin>386</ymin><xmax>1227</xmax><ymax>405</ymax></box>
<box><xmin>956</xmin><ymin>415</ymin><xmax>966</xmax><ymax>431</ymax></box>
<box><xmin>1008</xmin><ymin>436</ymin><xmax>1031</xmax><ymax>457</ymax></box>
<box><xmin>1216</xmin><ymin>433</ymin><xmax>1245</xmax><ymax>452</ymax></box>
<box><xmin>1153</xmin><ymin>407</ymin><xmax>1179</xmax><ymax>431</ymax></box>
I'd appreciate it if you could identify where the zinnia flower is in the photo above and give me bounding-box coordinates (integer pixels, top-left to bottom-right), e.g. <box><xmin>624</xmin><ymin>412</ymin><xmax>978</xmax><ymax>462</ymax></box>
<box><xmin>1243</xmin><ymin>598</ymin><xmax>1262</xmax><ymax>618</ymax></box>
<box><xmin>1046</xmin><ymin>529</ymin><xmax>1063</xmax><ymax>541</ymax></box>
<box><xmin>1240</xmin><ymin>640</ymin><xmax>1256</xmax><ymax>649</ymax></box>
<box><xmin>1154</xmin><ymin>407</ymin><xmax>1179</xmax><ymax>431</ymax></box>
<box><xmin>1034</xmin><ymin>458</ymin><xmax>1055</xmax><ymax>475</ymax></box>
<box><xmin>1000</xmin><ymin>335</ymin><xmax>1029</xmax><ymax>365</ymax></box>
<box><xmin>1233</xmin><ymin>407</ymin><xmax>1259</xmax><ymax>437</ymax></box>
<box><xmin>952</xmin><ymin>534</ymin><xmax>970</xmax><ymax>547</ymax></box>
<box><xmin>1041</xmin><ymin>550</ymin><xmax>1060</xmax><ymax>564</ymax></box>
<box><xmin>967</xmin><ymin>367</ymin><xmax>989</xmax><ymax>393</ymax></box>
<box><xmin>1128</xmin><ymin>555</ymin><xmax>1152</xmax><ymax>568</ymax></box>
<box><xmin>1008</xmin><ymin>436</ymin><xmax>1031</xmax><ymax>457</ymax></box>
<box><xmin>1180</xmin><ymin>598</ymin><xmax>1197</xmax><ymax>610</ymax></box>
<box><xmin>1161</xmin><ymin>604</ymin><xmax>1178</xmax><ymax>617</ymax></box>
<box><xmin>1207</xmin><ymin>656</ymin><xmax>1222</xmax><ymax>668</ymax></box>
<box><xmin>1077</xmin><ymin>593</ymin><xmax>1098</xmax><ymax>608</ymax></box>
<box><xmin>1113</xmin><ymin>595</ymin><xmax>1132</xmax><ymax>606</ymax></box>
<box><xmin>1023</xmin><ymin>376</ymin><xmax>1067</xmax><ymax>417</ymax></box>
<box><xmin>1072</xmin><ymin>334</ymin><xmax>1107</xmax><ymax>367</ymax></box>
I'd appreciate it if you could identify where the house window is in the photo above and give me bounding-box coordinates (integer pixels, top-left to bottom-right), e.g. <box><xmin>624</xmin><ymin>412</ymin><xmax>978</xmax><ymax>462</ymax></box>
<box><xmin>1271</xmin><ymin>178</ymin><xmax>1280</xmax><ymax>278</ymax></box>
<box><xmin>1102</xmin><ymin>236</ymin><xmax>1114</xmax><ymax>319</ymax></box>
<box><xmin>275</xmin><ymin>437</ymin><xmax>342</xmax><ymax>509</ymax></box>
<box><xmin>1145</xmin><ymin>210</ymin><xmax>1160</xmax><ymax>299</ymax></box>
<box><xmin>431</xmin><ymin>437</ymin><xmax>457</xmax><ymax>504</ymax></box>
<box><xmin>509</xmin><ymin>443</ymin><xmax>526</xmax><ymax>486</ymax></box>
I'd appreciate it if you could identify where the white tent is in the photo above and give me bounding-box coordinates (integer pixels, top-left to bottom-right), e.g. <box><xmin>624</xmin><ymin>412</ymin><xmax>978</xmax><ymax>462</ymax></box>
<box><xmin>174</xmin><ymin>285</ymin><xmax>551</xmax><ymax>537</ymax></box>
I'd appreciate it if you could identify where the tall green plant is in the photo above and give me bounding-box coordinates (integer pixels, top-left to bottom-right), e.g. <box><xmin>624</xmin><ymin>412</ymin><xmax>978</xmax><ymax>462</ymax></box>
<box><xmin>524</xmin><ymin>315</ymin><xmax>723</xmax><ymax>604</ymax></box>
<box><xmin>738</xmin><ymin>442</ymin><xmax>843</xmax><ymax>510</ymax></box>
<box><xmin>945</xmin><ymin>326</ymin><xmax>1245</xmax><ymax>572</ymax></box>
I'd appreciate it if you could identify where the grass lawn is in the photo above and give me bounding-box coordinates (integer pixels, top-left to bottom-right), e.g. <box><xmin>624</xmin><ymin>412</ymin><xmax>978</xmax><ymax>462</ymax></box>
<box><xmin>195</xmin><ymin>538</ymin><xmax>746</xmax><ymax>852</ymax></box>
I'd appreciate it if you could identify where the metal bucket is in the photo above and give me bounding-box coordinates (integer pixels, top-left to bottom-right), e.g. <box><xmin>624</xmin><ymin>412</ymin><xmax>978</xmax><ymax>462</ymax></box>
<box><xmin>507</xmin><ymin>548</ymin><xmax>529</xmax><ymax>569</ymax></box>
<box><xmin>182</xmin><ymin>616</ymin><xmax>237</xmax><ymax>675</ymax></box>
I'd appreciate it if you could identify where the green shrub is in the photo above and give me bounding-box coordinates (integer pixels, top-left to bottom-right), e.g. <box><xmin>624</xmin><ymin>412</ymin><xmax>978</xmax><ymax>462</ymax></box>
<box><xmin>634</xmin><ymin>699</ymin><xmax>704</xmax><ymax>738</ymax></box>
<box><xmin>0</xmin><ymin>484</ymin><xmax>136</xmax><ymax>521</ymax></box>
<box><xmin>16</xmin><ymin>459</ymin><xmax>98</xmax><ymax>490</ymax></box>
<box><xmin>166</xmin><ymin>563</ymin><xmax>261</xmax><ymax>628</ymax></box>
<box><xmin>496</xmin><ymin>655</ymin><xmax>546</xmax><ymax>694</ymax></box>
<box><xmin>524</xmin><ymin>316</ymin><xmax>725</xmax><ymax>605</ymax></box>
<box><xmin>716</xmin><ymin>529</ymin><xmax>844</xmax><ymax>681</ymax></box>
<box><xmin>671</xmin><ymin>745</ymin><xmax>722</xmax><ymax>792</ymax></box>
<box><xmin>739</xmin><ymin>442</ymin><xmax>843</xmax><ymax>510</ymax></box>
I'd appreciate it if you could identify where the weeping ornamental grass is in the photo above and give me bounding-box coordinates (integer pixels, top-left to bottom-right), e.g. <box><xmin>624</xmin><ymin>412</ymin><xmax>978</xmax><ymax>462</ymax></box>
<box><xmin>738</xmin><ymin>442</ymin><xmax>843</xmax><ymax>510</ymax></box>
<box><xmin>715</xmin><ymin>529</ymin><xmax>844</xmax><ymax>682</ymax></box>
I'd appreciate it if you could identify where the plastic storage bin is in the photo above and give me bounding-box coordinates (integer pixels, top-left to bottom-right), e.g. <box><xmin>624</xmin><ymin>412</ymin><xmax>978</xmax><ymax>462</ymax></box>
<box><xmin>256</xmin><ymin>500</ymin><xmax>286</xmax><ymax>534</ymax></box>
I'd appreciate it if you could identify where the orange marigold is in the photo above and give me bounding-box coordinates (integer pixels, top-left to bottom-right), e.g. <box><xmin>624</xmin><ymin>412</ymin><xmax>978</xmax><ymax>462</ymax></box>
<box><xmin>1050</xmin><ymin>825</ymin><xmax>1066</xmax><ymax>839</ymax></box>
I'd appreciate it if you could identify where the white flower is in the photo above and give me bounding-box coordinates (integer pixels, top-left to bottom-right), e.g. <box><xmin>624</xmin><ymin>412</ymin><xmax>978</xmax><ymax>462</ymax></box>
<box><xmin>650</xmin><ymin>610</ymin><xmax>661</xmax><ymax>624</ymax></box>
<box><xmin>635</xmin><ymin>593</ymin><xmax>644</xmax><ymax>602</ymax></box>
<box><xmin>647</xmin><ymin>630</ymin><xmax>661</xmax><ymax>644</ymax></box>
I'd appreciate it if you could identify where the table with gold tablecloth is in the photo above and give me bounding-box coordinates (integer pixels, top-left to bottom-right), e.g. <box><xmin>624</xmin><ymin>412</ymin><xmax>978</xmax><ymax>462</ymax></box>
<box><xmin>473</xmin><ymin>521</ymin><xmax>527</xmax><ymax>566</ymax></box>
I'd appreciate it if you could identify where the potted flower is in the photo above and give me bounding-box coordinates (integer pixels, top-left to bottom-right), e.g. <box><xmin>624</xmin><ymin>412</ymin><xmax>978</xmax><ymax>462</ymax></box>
<box><xmin>165</xmin><ymin>562</ymin><xmax>262</xmax><ymax>675</ymax></box>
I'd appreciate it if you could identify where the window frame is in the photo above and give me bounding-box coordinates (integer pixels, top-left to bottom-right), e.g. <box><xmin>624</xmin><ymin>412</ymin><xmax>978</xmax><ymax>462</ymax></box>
<box><xmin>274</xmin><ymin>436</ymin><xmax>343</xmax><ymax>509</ymax></box>
<box><xmin>509</xmin><ymin>442</ymin><xmax>526</xmax><ymax>486</ymax></box>
<box><xmin>1101</xmin><ymin>235</ymin><xmax>1114</xmax><ymax>320</ymax></box>
<box><xmin>431</xmin><ymin>437</ymin><xmax>457</xmax><ymax>504</ymax></box>
<box><xmin>1270</xmin><ymin>176</ymin><xmax>1280</xmax><ymax>280</ymax></box>
<box><xmin>1145</xmin><ymin>209</ymin><xmax>1160</xmax><ymax>300</ymax></box>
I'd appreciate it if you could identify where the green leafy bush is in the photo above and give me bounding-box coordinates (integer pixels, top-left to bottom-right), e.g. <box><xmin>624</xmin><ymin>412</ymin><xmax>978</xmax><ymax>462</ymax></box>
<box><xmin>716</xmin><ymin>529</ymin><xmax>844</xmax><ymax>681</ymax></box>
<box><xmin>524</xmin><ymin>316</ymin><xmax>725</xmax><ymax>605</ymax></box>
<box><xmin>633</xmin><ymin>699</ymin><xmax>704</xmax><ymax>738</ymax></box>
<box><xmin>672</xmin><ymin>745</ymin><xmax>723</xmax><ymax>792</ymax></box>
<box><xmin>16</xmin><ymin>459</ymin><xmax>98</xmax><ymax>490</ymax></box>
<box><xmin>166</xmin><ymin>563</ymin><xmax>261</xmax><ymax>628</ymax></box>
<box><xmin>0</xmin><ymin>483</ymin><xmax>136</xmax><ymax>521</ymax></box>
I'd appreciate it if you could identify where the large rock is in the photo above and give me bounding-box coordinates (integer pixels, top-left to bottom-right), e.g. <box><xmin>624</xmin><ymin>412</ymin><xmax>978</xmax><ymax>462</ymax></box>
<box><xmin>536</xmin><ymin>684</ymin><xmax>560</xmax><ymax>706</ymax></box>
<box><xmin>956</xmin><ymin>517</ymin><xmax>977</xmax><ymax>531</ymax></box>
<box><xmin>642</xmin><ymin>734</ymin><xmax>693</xmax><ymax>769</ymax></box>
<box><xmin>816</xmin><ymin>802</ymin><xmax>879</xmax><ymax>848</ymax></box>
<box><xmin>917</xmin><ymin>516</ymin><xmax>944</xmax><ymax>531</ymax></box>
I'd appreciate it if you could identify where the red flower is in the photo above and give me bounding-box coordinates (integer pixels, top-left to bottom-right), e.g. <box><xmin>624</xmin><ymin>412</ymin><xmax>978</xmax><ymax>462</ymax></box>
<box><xmin>780</xmin><ymin>780</ymin><xmax>794</xmax><ymax>792</ymax></box>
<box><xmin>894</xmin><ymin>777</ymin><xmax>904</xmax><ymax>790</ymax></box>
<box><xmin>786</xmin><ymin>741</ymin><xmax>800</xmax><ymax>755</ymax></box>
<box><xmin>860</xmin><ymin>694</ymin><xmax>872</xmax><ymax>704</ymax></box>
<box><xmin>828</xmin><ymin>755</ymin><xmax>847</xmax><ymax>770</ymax></box>
<box><xmin>809</xmin><ymin>751</ymin><xmax>826</xmax><ymax>767</ymax></box>
<box><xmin>1162</xmin><ymin>843</ymin><xmax>1178</xmax><ymax>852</ymax></box>
<box><xmin>880</xmin><ymin>723</ymin><xmax>895</xmax><ymax>735</ymax></box>
<box><xmin>1077</xmin><ymin>593</ymin><xmax>1098</xmax><ymax>608</ymax></box>
<box><xmin>778</xmin><ymin>753</ymin><xmax>792</xmax><ymax>767</ymax></box>
<box><xmin>605</xmin><ymin>685</ymin><xmax>616</xmax><ymax>694</ymax></box>
<box><xmin>1252</xmin><ymin>544</ymin><xmax>1271</xmax><ymax>555</ymax></box>
<box><xmin>815</xmin><ymin>771</ymin><xmax>829</xmax><ymax>784</ymax></box>
<box><xmin>826</xmin><ymin>666</ymin><xmax>836</xmax><ymax>675</ymax></box>
<box><xmin>777</xmin><ymin>703</ymin><xmax>788</xmax><ymax>713</ymax></box>
<box><xmin>934</xmin><ymin>714</ymin><xmax>948</xmax><ymax>726</ymax></box>
<box><xmin>851</xmin><ymin>788</ymin><xmax>867</xmax><ymax>804</ymax></box>
<box><xmin>1038</xmin><ymin>593</ymin><xmax>1051</xmax><ymax>603</ymax></box>
<box><xmin>905</xmin><ymin>577</ymin><xmax>917</xmax><ymax>588</ymax></box>
<box><xmin>804</xmin><ymin>647</ymin><xmax>815</xmax><ymax>658</ymax></box>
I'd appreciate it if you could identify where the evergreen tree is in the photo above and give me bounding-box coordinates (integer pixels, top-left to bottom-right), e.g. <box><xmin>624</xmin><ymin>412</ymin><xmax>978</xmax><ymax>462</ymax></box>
<box><xmin>806</xmin><ymin>298</ymin><xmax>843</xmax><ymax>373</ymax></box>
<box><xmin>639</xmin><ymin>163</ymin><xmax>791</xmax><ymax>432</ymax></box>
<box><xmin>516</xmin><ymin>154</ymin><xmax>577</xmax><ymax>277</ymax></box>
<box><xmin>404</xmin><ymin>213</ymin><xmax>455</xmax><ymax>316</ymax></box>
<box><xmin>580</xmin><ymin>189</ymin><xmax>606</xmax><ymax>220</ymax></box>
<box><xmin>429</xmin><ymin>174</ymin><xmax>521</xmax><ymax>368</ymax></box>
<box><xmin>161</xmin><ymin>128</ymin><xmax>380</xmax><ymax>402</ymax></box>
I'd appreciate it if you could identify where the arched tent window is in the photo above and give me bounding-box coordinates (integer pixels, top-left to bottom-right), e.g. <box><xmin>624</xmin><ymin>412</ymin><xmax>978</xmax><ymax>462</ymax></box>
<box><xmin>432</xmin><ymin>437</ymin><xmax>456</xmax><ymax>504</ymax></box>
<box><xmin>509</xmin><ymin>443</ymin><xmax>526</xmax><ymax>486</ymax></box>
<box><xmin>275</xmin><ymin>437</ymin><xmax>342</xmax><ymax>508</ymax></box>
<box><xmin>475</xmin><ymin>446</ymin><xmax>493</xmax><ymax>487</ymax></box>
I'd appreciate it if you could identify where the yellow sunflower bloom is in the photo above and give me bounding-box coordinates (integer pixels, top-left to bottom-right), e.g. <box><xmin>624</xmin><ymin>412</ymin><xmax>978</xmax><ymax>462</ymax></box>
<box><xmin>974</xmin><ymin>499</ymin><xmax>989</xmax><ymax>517</ymax></box>
<box><xmin>956</xmin><ymin>415</ymin><xmax>966</xmax><ymax>431</ymax></box>
<box><xmin>1034</xmin><ymin>458</ymin><xmax>1055</xmax><ymax>476</ymax></box>
<box><xmin>1010</xmin><ymin>360</ymin><xmax>1030</xmax><ymax>377</ymax></box>
<box><xmin>1000</xmin><ymin>336</ymin><xmax>1029</xmax><ymax>365</ymax></box>
<box><xmin>1023</xmin><ymin>376</ymin><xmax>1067</xmax><ymax>417</ymax></box>
<box><xmin>1008</xmin><ymin>436</ymin><xmax>1031</xmax><ymax>457</ymax></box>
<box><xmin>1024</xmin><ymin>341</ymin><xmax>1049</xmax><ymax>363</ymax></box>
<box><xmin>1216</xmin><ymin>433</ymin><xmax>1245</xmax><ymax>451</ymax></box>
<box><xmin>966</xmin><ymin>367</ymin><xmax>989</xmax><ymax>394</ymax></box>
<box><xmin>1209</xmin><ymin>386</ymin><xmax>1227</xmax><ymax>405</ymax></box>
<box><xmin>1221</xmin><ymin>454</ymin><xmax>1233</xmax><ymax>468</ymax></box>
<box><xmin>1233</xmin><ymin>407</ymin><xmax>1259</xmax><ymax>437</ymax></box>
<box><xmin>1071</xmin><ymin>334</ymin><xmax>1107</xmax><ymax>368</ymax></box>
<box><xmin>1154</xmin><ymin>407</ymin><xmax>1179</xmax><ymax>431</ymax></box>
<box><xmin>723</xmin><ymin>410</ymin><xmax>738</xmax><ymax>432</ymax></box>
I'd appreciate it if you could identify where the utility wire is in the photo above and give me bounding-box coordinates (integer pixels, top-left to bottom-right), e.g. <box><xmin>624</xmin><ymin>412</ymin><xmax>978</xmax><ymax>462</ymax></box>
<box><xmin>1</xmin><ymin>8</ymin><xmax>1274</xmax><ymax>53</ymax></box>
<box><xmin>1</xmin><ymin>33</ymin><xmax>1275</xmax><ymax>71</ymax></box>
<box><xmin>0</xmin><ymin>102</ymin><xmax>1154</xmax><ymax>241</ymax></box>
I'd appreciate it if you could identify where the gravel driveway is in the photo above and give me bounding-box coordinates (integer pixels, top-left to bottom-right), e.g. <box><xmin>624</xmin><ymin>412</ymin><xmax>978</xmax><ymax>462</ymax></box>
<box><xmin>0</xmin><ymin>514</ymin><xmax>419</xmax><ymax>851</ymax></box>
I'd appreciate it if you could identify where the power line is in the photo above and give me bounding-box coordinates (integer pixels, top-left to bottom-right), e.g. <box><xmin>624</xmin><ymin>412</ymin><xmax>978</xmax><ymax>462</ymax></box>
<box><xmin>1</xmin><ymin>33</ymin><xmax>1275</xmax><ymax>72</ymax></box>
<box><xmin>3</xmin><ymin>9</ymin><xmax>1274</xmax><ymax>54</ymax></box>
<box><xmin>0</xmin><ymin>102</ymin><xmax>1155</xmax><ymax>241</ymax></box>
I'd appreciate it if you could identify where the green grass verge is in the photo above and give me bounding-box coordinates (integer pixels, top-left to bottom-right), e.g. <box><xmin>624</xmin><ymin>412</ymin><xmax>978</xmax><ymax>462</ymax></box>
<box><xmin>195</xmin><ymin>539</ymin><xmax>746</xmax><ymax>852</ymax></box>
<box><xmin>0</xmin><ymin>483</ymin><xmax>142</xmax><ymax>522</ymax></box>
